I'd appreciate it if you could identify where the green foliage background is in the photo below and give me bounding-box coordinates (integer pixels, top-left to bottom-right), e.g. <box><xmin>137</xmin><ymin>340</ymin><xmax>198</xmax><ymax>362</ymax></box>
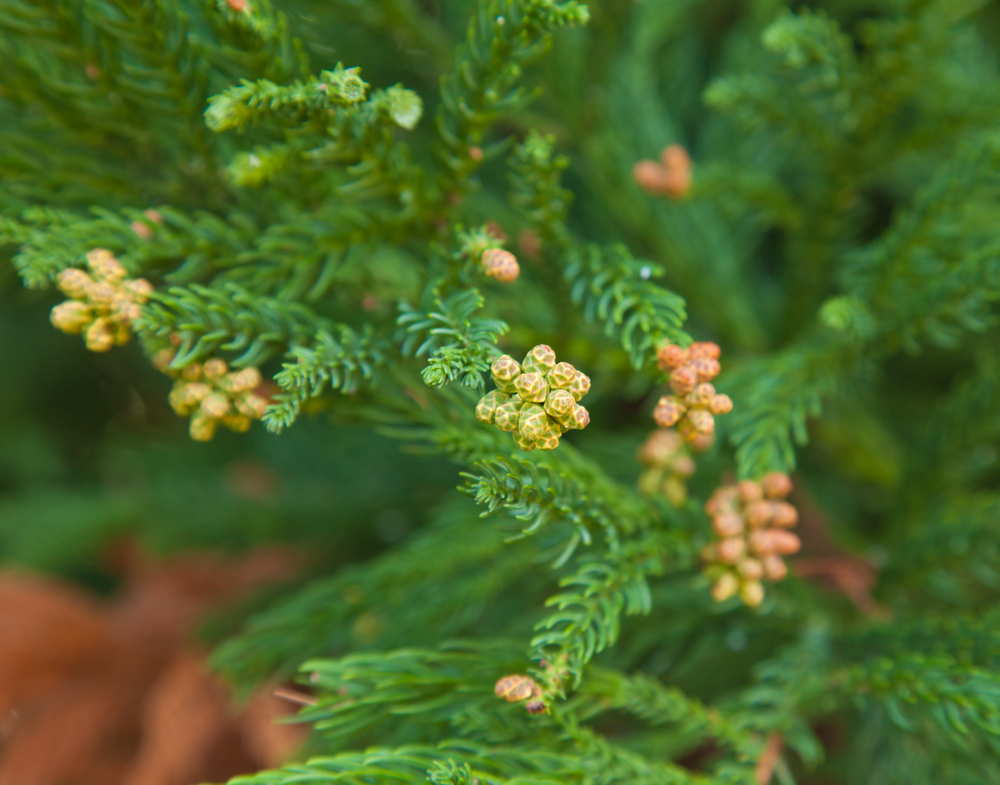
<box><xmin>3</xmin><ymin>0</ymin><xmax>1000</xmax><ymax>782</ymax></box>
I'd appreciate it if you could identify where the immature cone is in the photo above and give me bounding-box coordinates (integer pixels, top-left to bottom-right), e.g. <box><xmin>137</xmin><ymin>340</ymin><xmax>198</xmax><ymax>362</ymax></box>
<box><xmin>49</xmin><ymin>248</ymin><xmax>152</xmax><ymax>352</ymax></box>
<box><xmin>476</xmin><ymin>345</ymin><xmax>590</xmax><ymax>451</ymax></box>
<box><xmin>702</xmin><ymin>473</ymin><xmax>799</xmax><ymax>607</ymax></box>
<box><xmin>161</xmin><ymin>349</ymin><xmax>269</xmax><ymax>442</ymax></box>
<box><xmin>495</xmin><ymin>675</ymin><xmax>541</xmax><ymax>703</ymax></box>
<box><xmin>632</xmin><ymin>144</ymin><xmax>693</xmax><ymax>198</ymax></box>
<box><xmin>481</xmin><ymin>248</ymin><xmax>520</xmax><ymax>282</ymax></box>
<box><xmin>637</xmin><ymin>429</ymin><xmax>698</xmax><ymax>507</ymax></box>
<box><xmin>652</xmin><ymin>341</ymin><xmax>730</xmax><ymax>443</ymax></box>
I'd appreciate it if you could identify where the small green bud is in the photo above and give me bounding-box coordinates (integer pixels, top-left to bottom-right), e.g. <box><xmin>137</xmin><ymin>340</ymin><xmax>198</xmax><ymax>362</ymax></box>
<box><xmin>518</xmin><ymin>404</ymin><xmax>548</xmax><ymax>441</ymax></box>
<box><xmin>544</xmin><ymin>388</ymin><xmax>575</xmax><ymax>418</ymax></box>
<box><xmin>322</xmin><ymin>66</ymin><xmax>368</xmax><ymax>104</ymax></box>
<box><xmin>476</xmin><ymin>389</ymin><xmax>510</xmax><ymax>424</ymax></box>
<box><xmin>385</xmin><ymin>86</ymin><xmax>423</xmax><ymax>130</ymax></box>
<box><xmin>491</xmin><ymin>355</ymin><xmax>522</xmax><ymax>393</ymax></box>
<box><xmin>522</xmin><ymin>344</ymin><xmax>556</xmax><ymax>375</ymax></box>
<box><xmin>559</xmin><ymin>404</ymin><xmax>590</xmax><ymax>431</ymax></box>
<box><xmin>495</xmin><ymin>396</ymin><xmax>525</xmax><ymax>431</ymax></box>
<box><xmin>535</xmin><ymin>433</ymin><xmax>560</xmax><ymax>451</ymax></box>
<box><xmin>546</xmin><ymin>362</ymin><xmax>576</xmax><ymax>389</ymax></box>
<box><xmin>513</xmin><ymin>429</ymin><xmax>536</xmax><ymax>452</ymax></box>
<box><xmin>568</xmin><ymin>370</ymin><xmax>591</xmax><ymax>401</ymax></box>
<box><xmin>514</xmin><ymin>371</ymin><xmax>549</xmax><ymax>403</ymax></box>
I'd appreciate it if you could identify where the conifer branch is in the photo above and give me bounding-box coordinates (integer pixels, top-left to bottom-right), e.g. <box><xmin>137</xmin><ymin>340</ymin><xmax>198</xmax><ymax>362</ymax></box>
<box><xmin>398</xmin><ymin>289</ymin><xmax>508</xmax><ymax>391</ymax></box>
<box><xmin>435</xmin><ymin>0</ymin><xmax>589</xmax><ymax>185</ymax></box>
<box><xmin>848</xmin><ymin>654</ymin><xmax>1000</xmax><ymax>745</ymax></box>
<box><xmin>204</xmin><ymin>66</ymin><xmax>369</xmax><ymax>133</ymax></box>
<box><xmin>263</xmin><ymin>326</ymin><xmax>389</xmax><ymax>432</ymax></box>
<box><xmin>530</xmin><ymin>534</ymin><xmax>674</xmax><ymax>691</ymax></box>
<box><xmin>461</xmin><ymin>455</ymin><xmax>656</xmax><ymax>562</ymax></box>
<box><xmin>136</xmin><ymin>282</ymin><xmax>327</xmax><ymax>368</ymax></box>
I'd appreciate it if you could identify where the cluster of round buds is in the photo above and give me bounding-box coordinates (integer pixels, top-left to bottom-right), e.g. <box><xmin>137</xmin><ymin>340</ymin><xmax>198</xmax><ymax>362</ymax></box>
<box><xmin>701</xmin><ymin>473</ymin><xmax>800</xmax><ymax>607</ymax></box>
<box><xmin>633</xmin><ymin>145</ymin><xmax>692</xmax><ymax>198</ymax></box>
<box><xmin>49</xmin><ymin>249</ymin><xmax>153</xmax><ymax>352</ymax></box>
<box><xmin>637</xmin><ymin>429</ymin><xmax>696</xmax><ymax>506</ymax></box>
<box><xmin>481</xmin><ymin>248</ymin><xmax>520</xmax><ymax>283</ymax></box>
<box><xmin>494</xmin><ymin>674</ymin><xmax>546</xmax><ymax>715</ymax></box>
<box><xmin>653</xmin><ymin>342</ymin><xmax>732</xmax><ymax>443</ymax></box>
<box><xmin>153</xmin><ymin>351</ymin><xmax>269</xmax><ymax>442</ymax></box>
<box><xmin>475</xmin><ymin>345</ymin><xmax>590</xmax><ymax>452</ymax></box>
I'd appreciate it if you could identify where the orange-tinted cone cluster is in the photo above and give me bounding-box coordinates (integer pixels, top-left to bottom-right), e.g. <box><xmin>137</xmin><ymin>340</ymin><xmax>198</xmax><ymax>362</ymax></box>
<box><xmin>701</xmin><ymin>473</ymin><xmax>800</xmax><ymax>607</ymax></box>
<box><xmin>653</xmin><ymin>342</ymin><xmax>732</xmax><ymax>442</ymax></box>
<box><xmin>494</xmin><ymin>674</ymin><xmax>546</xmax><ymax>715</ymax></box>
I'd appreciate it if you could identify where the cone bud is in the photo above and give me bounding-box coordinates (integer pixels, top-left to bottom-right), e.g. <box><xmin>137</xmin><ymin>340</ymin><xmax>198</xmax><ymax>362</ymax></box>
<box><xmin>491</xmin><ymin>355</ymin><xmax>521</xmax><ymax>392</ymax></box>
<box><xmin>544</xmin><ymin>388</ymin><xmax>575</xmax><ymax>418</ymax></box>
<box><xmin>653</xmin><ymin>396</ymin><xmax>685</xmax><ymax>427</ymax></box>
<box><xmin>495</xmin><ymin>396</ymin><xmax>525</xmax><ymax>431</ymax></box>
<box><xmin>689</xmin><ymin>357</ymin><xmax>720</xmax><ymax>382</ymax></box>
<box><xmin>476</xmin><ymin>389</ymin><xmax>509</xmax><ymax>424</ymax></box>
<box><xmin>669</xmin><ymin>366</ymin><xmax>697</xmax><ymax>395</ymax></box>
<box><xmin>189</xmin><ymin>413</ymin><xmax>218</xmax><ymax>442</ymax></box>
<box><xmin>568</xmin><ymin>371</ymin><xmax>591</xmax><ymax>401</ymax></box>
<box><xmin>50</xmin><ymin>301</ymin><xmax>93</xmax><ymax>334</ymax></box>
<box><xmin>482</xmin><ymin>248</ymin><xmax>520</xmax><ymax>282</ymax></box>
<box><xmin>738</xmin><ymin>480</ymin><xmax>764</xmax><ymax>502</ymax></box>
<box><xmin>514</xmin><ymin>371</ymin><xmax>549</xmax><ymax>403</ymax></box>
<box><xmin>85</xmin><ymin>318</ymin><xmax>116</xmax><ymax>352</ymax></box>
<box><xmin>717</xmin><ymin>537</ymin><xmax>745</xmax><ymax>564</ymax></box>
<box><xmin>547</xmin><ymin>362</ymin><xmax>576</xmax><ymax>389</ymax></box>
<box><xmin>709</xmin><ymin>394</ymin><xmax>733</xmax><ymax>415</ymax></box>
<box><xmin>203</xmin><ymin>358</ymin><xmax>229</xmax><ymax>380</ymax></box>
<box><xmin>739</xmin><ymin>580</ymin><xmax>764</xmax><ymax>607</ymax></box>
<box><xmin>713</xmin><ymin>512</ymin><xmax>744</xmax><ymax>538</ymax></box>
<box><xmin>687</xmin><ymin>342</ymin><xmax>720</xmax><ymax>360</ymax></box>
<box><xmin>57</xmin><ymin>268</ymin><xmax>94</xmax><ymax>299</ymax></box>
<box><xmin>686</xmin><ymin>383</ymin><xmax>715</xmax><ymax>408</ymax></box>
<box><xmin>711</xmin><ymin>573</ymin><xmax>739</xmax><ymax>602</ymax></box>
<box><xmin>518</xmin><ymin>404</ymin><xmax>549</xmax><ymax>441</ymax></box>
<box><xmin>522</xmin><ymin>345</ymin><xmax>557</xmax><ymax>375</ymax></box>
<box><xmin>761</xmin><ymin>472</ymin><xmax>793</xmax><ymax>499</ymax></box>
<box><xmin>86</xmin><ymin>249</ymin><xmax>126</xmax><ymax>282</ymax></box>
<box><xmin>763</xmin><ymin>554</ymin><xmax>788</xmax><ymax>581</ymax></box>
<box><xmin>656</xmin><ymin>344</ymin><xmax>688</xmax><ymax>370</ymax></box>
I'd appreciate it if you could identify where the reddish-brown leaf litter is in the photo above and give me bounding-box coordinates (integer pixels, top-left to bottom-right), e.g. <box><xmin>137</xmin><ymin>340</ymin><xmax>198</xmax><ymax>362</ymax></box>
<box><xmin>0</xmin><ymin>544</ymin><xmax>308</xmax><ymax>785</ymax></box>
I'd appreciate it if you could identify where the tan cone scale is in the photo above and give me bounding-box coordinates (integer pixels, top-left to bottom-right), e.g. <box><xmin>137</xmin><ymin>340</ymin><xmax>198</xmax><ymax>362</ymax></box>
<box><xmin>475</xmin><ymin>344</ymin><xmax>591</xmax><ymax>451</ymax></box>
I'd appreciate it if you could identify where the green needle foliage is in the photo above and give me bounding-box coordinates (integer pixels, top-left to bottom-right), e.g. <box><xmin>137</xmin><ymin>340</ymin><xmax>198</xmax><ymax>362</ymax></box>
<box><xmin>3</xmin><ymin>0</ymin><xmax>1000</xmax><ymax>783</ymax></box>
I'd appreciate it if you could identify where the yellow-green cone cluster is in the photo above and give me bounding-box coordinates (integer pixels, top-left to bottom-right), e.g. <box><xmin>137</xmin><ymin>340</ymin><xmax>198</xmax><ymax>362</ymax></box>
<box><xmin>49</xmin><ymin>249</ymin><xmax>153</xmax><ymax>352</ymax></box>
<box><xmin>636</xmin><ymin>429</ymin><xmax>697</xmax><ymax>506</ymax></box>
<box><xmin>153</xmin><ymin>351</ymin><xmax>269</xmax><ymax>442</ymax></box>
<box><xmin>475</xmin><ymin>345</ymin><xmax>590</xmax><ymax>451</ymax></box>
<box><xmin>701</xmin><ymin>473</ymin><xmax>800</xmax><ymax>607</ymax></box>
